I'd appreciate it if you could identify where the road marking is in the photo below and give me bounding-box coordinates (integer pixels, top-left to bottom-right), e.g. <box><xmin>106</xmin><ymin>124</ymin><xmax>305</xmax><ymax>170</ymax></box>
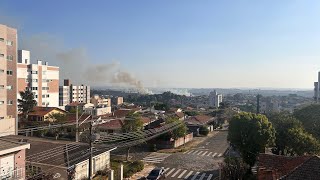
<box><xmin>212</xmin><ymin>153</ymin><xmax>217</xmax><ymax>157</ymax></box>
<box><xmin>171</xmin><ymin>169</ymin><xmax>181</xmax><ymax>177</ymax></box>
<box><xmin>143</xmin><ymin>152</ymin><xmax>171</xmax><ymax>163</ymax></box>
<box><xmin>193</xmin><ymin>150</ymin><xmax>199</xmax><ymax>154</ymax></box>
<box><xmin>199</xmin><ymin>173</ymin><xmax>206</xmax><ymax>180</ymax></box>
<box><xmin>207</xmin><ymin>174</ymin><xmax>213</xmax><ymax>180</ymax></box>
<box><xmin>206</xmin><ymin>142</ymin><xmax>210</xmax><ymax>145</ymax></box>
<box><xmin>187</xmin><ymin>150</ymin><xmax>194</xmax><ymax>154</ymax></box>
<box><xmin>184</xmin><ymin>171</ymin><xmax>194</xmax><ymax>179</ymax></box>
<box><xmin>191</xmin><ymin>172</ymin><xmax>200</xmax><ymax>180</ymax></box>
<box><xmin>164</xmin><ymin>167</ymin><xmax>169</xmax><ymax>172</ymax></box>
<box><xmin>207</xmin><ymin>152</ymin><xmax>213</xmax><ymax>156</ymax></box>
<box><xmin>201</xmin><ymin>151</ymin><xmax>208</xmax><ymax>156</ymax></box>
<box><xmin>178</xmin><ymin>170</ymin><xmax>187</xmax><ymax>178</ymax></box>
<box><xmin>197</xmin><ymin>151</ymin><xmax>203</xmax><ymax>155</ymax></box>
<box><xmin>218</xmin><ymin>153</ymin><xmax>223</xmax><ymax>157</ymax></box>
<box><xmin>166</xmin><ymin>168</ymin><xmax>175</xmax><ymax>176</ymax></box>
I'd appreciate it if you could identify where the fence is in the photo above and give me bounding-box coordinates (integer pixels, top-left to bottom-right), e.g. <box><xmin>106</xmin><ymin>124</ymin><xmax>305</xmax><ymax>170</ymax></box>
<box><xmin>0</xmin><ymin>167</ymin><xmax>24</xmax><ymax>180</ymax></box>
<box><xmin>156</xmin><ymin>133</ymin><xmax>193</xmax><ymax>149</ymax></box>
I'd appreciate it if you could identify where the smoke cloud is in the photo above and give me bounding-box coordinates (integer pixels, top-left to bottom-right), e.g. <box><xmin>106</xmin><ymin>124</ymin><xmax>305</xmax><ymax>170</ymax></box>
<box><xmin>19</xmin><ymin>34</ymin><xmax>148</xmax><ymax>93</ymax></box>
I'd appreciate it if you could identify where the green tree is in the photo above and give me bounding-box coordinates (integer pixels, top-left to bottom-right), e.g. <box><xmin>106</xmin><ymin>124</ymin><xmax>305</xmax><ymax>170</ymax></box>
<box><xmin>199</xmin><ymin>125</ymin><xmax>209</xmax><ymax>136</ymax></box>
<box><xmin>268</xmin><ymin>112</ymin><xmax>302</xmax><ymax>155</ymax></box>
<box><xmin>18</xmin><ymin>89</ymin><xmax>37</xmax><ymax>119</ymax></box>
<box><xmin>228</xmin><ymin>112</ymin><xmax>275</xmax><ymax>166</ymax></box>
<box><xmin>164</xmin><ymin>117</ymin><xmax>188</xmax><ymax>140</ymax></box>
<box><xmin>219</xmin><ymin>157</ymin><xmax>249</xmax><ymax>180</ymax></box>
<box><xmin>154</xmin><ymin>103</ymin><xmax>170</xmax><ymax>111</ymax></box>
<box><xmin>268</xmin><ymin>112</ymin><xmax>320</xmax><ymax>156</ymax></box>
<box><xmin>286</xmin><ymin>127</ymin><xmax>320</xmax><ymax>156</ymax></box>
<box><xmin>122</xmin><ymin>112</ymin><xmax>144</xmax><ymax>161</ymax></box>
<box><xmin>294</xmin><ymin>104</ymin><xmax>320</xmax><ymax>139</ymax></box>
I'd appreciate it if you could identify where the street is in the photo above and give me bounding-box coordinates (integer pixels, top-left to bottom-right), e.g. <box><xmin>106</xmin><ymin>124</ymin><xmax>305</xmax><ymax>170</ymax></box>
<box><xmin>142</xmin><ymin>131</ymin><xmax>229</xmax><ymax>180</ymax></box>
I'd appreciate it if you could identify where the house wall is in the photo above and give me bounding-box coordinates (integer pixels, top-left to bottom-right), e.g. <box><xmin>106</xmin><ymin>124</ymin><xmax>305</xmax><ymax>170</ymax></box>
<box><xmin>156</xmin><ymin>133</ymin><xmax>193</xmax><ymax>149</ymax></box>
<box><xmin>74</xmin><ymin>151</ymin><xmax>110</xmax><ymax>180</ymax></box>
<box><xmin>0</xmin><ymin>149</ymin><xmax>27</xmax><ymax>180</ymax></box>
<box><xmin>0</xmin><ymin>117</ymin><xmax>15</xmax><ymax>137</ymax></box>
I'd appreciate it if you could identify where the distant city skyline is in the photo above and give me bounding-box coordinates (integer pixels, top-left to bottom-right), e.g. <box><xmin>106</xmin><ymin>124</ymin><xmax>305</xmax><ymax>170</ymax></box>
<box><xmin>1</xmin><ymin>1</ymin><xmax>320</xmax><ymax>89</ymax></box>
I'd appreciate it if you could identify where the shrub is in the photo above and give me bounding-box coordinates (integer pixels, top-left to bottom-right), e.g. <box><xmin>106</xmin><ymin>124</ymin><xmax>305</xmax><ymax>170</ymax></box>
<box><xmin>199</xmin><ymin>126</ymin><xmax>209</xmax><ymax>136</ymax></box>
<box><xmin>124</xmin><ymin>161</ymin><xmax>144</xmax><ymax>178</ymax></box>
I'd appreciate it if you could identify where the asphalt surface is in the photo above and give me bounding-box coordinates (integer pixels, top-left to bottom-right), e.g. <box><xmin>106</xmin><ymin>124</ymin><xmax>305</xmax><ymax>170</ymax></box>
<box><xmin>143</xmin><ymin>131</ymin><xmax>229</xmax><ymax>180</ymax></box>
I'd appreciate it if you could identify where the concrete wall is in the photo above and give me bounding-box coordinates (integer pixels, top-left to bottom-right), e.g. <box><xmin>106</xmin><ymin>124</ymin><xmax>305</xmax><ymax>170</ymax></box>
<box><xmin>0</xmin><ymin>117</ymin><xmax>15</xmax><ymax>137</ymax></box>
<box><xmin>156</xmin><ymin>133</ymin><xmax>193</xmax><ymax>149</ymax></box>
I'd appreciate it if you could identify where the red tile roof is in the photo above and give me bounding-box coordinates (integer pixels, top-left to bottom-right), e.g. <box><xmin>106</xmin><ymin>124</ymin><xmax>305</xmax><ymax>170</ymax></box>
<box><xmin>186</xmin><ymin>115</ymin><xmax>214</xmax><ymax>125</ymax></box>
<box><xmin>112</xmin><ymin>109</ymin><xmax>133</xmax><ymax>118</ymax></box>
<box><xmin>98</xmin><ymin>119</ymin><xmax>124</xmax><ymax>130</ymax></box>
<box><xmin>175</xmin><ymin>112</ymin><xmax>185</xmax><ymax>118</ymax></box>
<box><xmin>141</xmin><ymin>117</ymin><xmax>151</xmax><ymax>125</ymax></box>
<box><xmin>28</xmin><ymin>107</ymin><xmax>67</xmax><ymax>117</ymax></box>
<box><xmin>257</xmin><ymin>153</ymin><xmax>313</xmax><ymax>179</ymax></box>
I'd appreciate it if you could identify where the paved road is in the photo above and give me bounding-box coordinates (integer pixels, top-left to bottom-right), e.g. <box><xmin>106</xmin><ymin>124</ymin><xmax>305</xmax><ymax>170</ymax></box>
<box><xmin>142</xmin><ymin>131</ymin><xmax>229</xmax><ymax>180</ymax></box>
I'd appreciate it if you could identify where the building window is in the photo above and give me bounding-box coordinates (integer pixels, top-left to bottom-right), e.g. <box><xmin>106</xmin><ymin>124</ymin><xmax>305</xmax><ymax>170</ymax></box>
<box><xmin>0</xmin><ymin>69</ymin><xmax>4</xmax><ymax>73</ymax></box>
<box><xmin>26</xmin><ymin>79</ymin><xmax>29</xmax><ymax>83</ymax></box>
<box><xmin>35</xmin><ymin>95</ymin><xmax>38</xmax><ymax>98</ymax></box>
<box><xmin>7</xmin><ymin>70</ymin><xmax>13</xmax><ymax>75</ymax></box>
<box><xmin>42</xmin><ymin>102</ymin><xmax>45</xmax><ymax>105</ymax></box>
<box><xmin>42</xmin><ymin>87</ymin><xmax>49</xmax><ymax>90</ymax></box>
<box><xmin>31</xmin><ymin>71</ymin><xmax>38</xmax><ymax>74</ymax></box>
<box><xmin>6</xmin><ymin>86</ymin><xmax>12</xmax><ymax>90</ymax></box>
<box><xmin>31</xmin><ymin>87</ymin><xmax>38</xmax><ymax>90</ymax></box>
<box><xmin>6</xmin><ymin>40</ymin><xmax>13</xmax><ymax>46</ymax></box>
<box><xmin>42</xmin><ymin>95</ymin><xmax>45</xmax><ymax>98</ymax></box>
<box><xmin>6</xmin><ymin>55</ymin><xmax>13</xmax><ymax>61</ymax></box>
<box><xmin>7</xmin><ymin>100</ymin><xmax>13</xmax><ymax>105</ymax></box>
<box><xmin>0</xmin><ymin>101</ymin><xmax>4</xmax><ymax>105</ymax></box>
<box><xmin>32</xmin><ymin>79</ymin><xmax>38</xmax><ymax>82</ymax></box>
<box><xmin>0</xmin><ymin>85</ymin><xmax>4</xmax><ymax>89</ymax></box>
<box><xmin>0</xmin><ymin>54</ymin><xmax>4</xmax><ymax>58</ymax></box>
<box><xmin>0</xmin><ymin>117</ymin><xmax>4</xmax><ymax>120</ymax></box>
<box><xmin>0</xmin><ymin>38</ymin><xmax>4</xmax><ymax>42</ymax></box>
<box><xmin>42</xmin><ymin>71</ymin><xmax>46</xmax><ymax>75</ymax></box>
<box><xmin>25</xmin><ymin>87</ymin><xmax>29</xmax><ymax>90</ymax></box>
<box><xmin>46</xmin><ymin>94</ymin><xmax>49</xmax><ymax>98</ymax></box>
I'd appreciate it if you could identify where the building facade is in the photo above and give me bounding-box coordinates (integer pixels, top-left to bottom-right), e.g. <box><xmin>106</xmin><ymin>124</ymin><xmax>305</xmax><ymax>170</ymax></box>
<box><xmin>59</xmin><ymin>79</ymin><xmax>90</xmax><ymax>107</ymax></box>
<box><xmin>208</xmin><ymin>90</ymin><xmax>222</xmax><ymax>108</ymax></box>
<box><xmin>90</xmin><ymin>94</ymin><xmax>111</xmax><ymax>107</ymax></box>
<box><xmin>17</xmin><ymin>50</ymin><xmax>59</xmax><ymax>107</ymax></box>
<box><xmin>0</xmin><ymin>24</ymin><xmax>18</xmax><ymax>135</ymax></box>
<box><xmin>314</xmin><ymin>71</ymin><xmax>320</xmax><ymax>102</ymax></box>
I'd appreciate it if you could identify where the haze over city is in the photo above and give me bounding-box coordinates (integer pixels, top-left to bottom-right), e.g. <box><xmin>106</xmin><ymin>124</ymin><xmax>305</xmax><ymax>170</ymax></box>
<box><xmin>1</xmin><ymin>0</ymin><xmax>320</xmax><ymax>89</ymax></box>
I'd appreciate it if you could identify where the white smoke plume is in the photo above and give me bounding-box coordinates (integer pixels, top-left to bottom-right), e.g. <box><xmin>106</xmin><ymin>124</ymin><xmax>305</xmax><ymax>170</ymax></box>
<box><xmin>19</xmin><ymin>34</ymin><xmax>148</xmax><ymax>93</ymax></box>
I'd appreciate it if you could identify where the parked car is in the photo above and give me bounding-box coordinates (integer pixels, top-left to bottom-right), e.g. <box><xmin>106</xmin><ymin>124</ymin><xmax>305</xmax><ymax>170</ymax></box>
<box><xmin>146</xmin><ymin>167</ymin><xmax>166</xmax><ymax>180</ymax></box>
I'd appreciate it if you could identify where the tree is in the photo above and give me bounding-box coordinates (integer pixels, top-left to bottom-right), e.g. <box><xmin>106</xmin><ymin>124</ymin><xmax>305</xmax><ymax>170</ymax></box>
<box><xmin>268</xmin><ymin>112</ymin><xmax>302</xmax><ymax>155</ymax></box>
<box><xmin>228</xmin><ymin>112</ymin><xmax>275</xmax><ymax>166</ymax></box>
<box><xmin>18</xmin><ymin>89</ymin><xmax>37</xmax><ymax>119</ymax></box>
<box><xmin>154</xmin><ymin>103</ymin><xmax>170</xmax><ymax>111</ymax></box>
<box><xmin>122</xmin><ymin>112</ymin><xmax>144</xmax><ymax>161</ymax></box>
<box><xmin>163</xmin><ymin>117</ymin><xmax>188</xmax><ymax>140</ymax></box>
<box><xmin>199</xmin><ymin>125</ymin><xmax>209</xmax><ymax>136</ymax></box>
<box><xmin>268</xmin><ymin>112</ymin><xmax>320</xmax><ymax>156</ymax></box>
<box><xmin>219</xmin><ymin>157</ymin><xmax>249</xmax><ymax>180</ymax></box>
<box><xmin>293</xmin><ymin>104</ymin><xmax>320</xmax><ymax>139</ymax></box>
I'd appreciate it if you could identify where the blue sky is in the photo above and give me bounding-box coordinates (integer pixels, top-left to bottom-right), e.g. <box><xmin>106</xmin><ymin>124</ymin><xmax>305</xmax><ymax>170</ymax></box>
<box><xmin>1</xmin><ymin>0</ymin><xmax>320</xmax><ymax>88</ymax></box>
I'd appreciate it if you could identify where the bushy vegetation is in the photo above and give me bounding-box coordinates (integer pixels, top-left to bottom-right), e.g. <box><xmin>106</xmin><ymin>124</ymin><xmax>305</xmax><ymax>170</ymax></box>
<box><xmin>111</xmin><ymin>160</ymin><xmax>144</xmax><ymax>178</ymax></box>
<box><xmin>199</xmin><ymin>125</ymin><xmax>209</xmax><ymax>136</ymax></box>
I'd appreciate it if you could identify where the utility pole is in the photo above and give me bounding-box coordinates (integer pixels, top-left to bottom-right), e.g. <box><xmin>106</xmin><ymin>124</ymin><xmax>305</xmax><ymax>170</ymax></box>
<box><xmin>88</xmin><ymin>115</ymin><xmax>93</xmax><ymax>180</ymax></box>
<box><xmin>76</xmin><ymin>106</ymin><xmax>79</xmax><ymax>142</ymax></box>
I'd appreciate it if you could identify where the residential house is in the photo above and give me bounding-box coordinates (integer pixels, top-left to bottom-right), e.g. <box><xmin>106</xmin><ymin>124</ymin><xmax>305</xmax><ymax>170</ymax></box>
<box><xmin>27</xmin><ymin>106</ymin><xmax>67</xmax><ymax>122</ymax></box>
<box><xmin>185</xmin><ymin>115</ymin><xmax>216</xmax><ymax>135</ymax></box>
<box><xmin>0</xmin><ymin>139</ymin><xmax>30</xmax><ymax>180</ymax></box>
<box><xmin>3</xmin><ymin>136</ymin><xmax>113</xmax><ymax>180</ymax></box>
<box><xmin>257</xmin><ymin>153</ymin><xmax>320</xmax><ymax>180</ymax></box>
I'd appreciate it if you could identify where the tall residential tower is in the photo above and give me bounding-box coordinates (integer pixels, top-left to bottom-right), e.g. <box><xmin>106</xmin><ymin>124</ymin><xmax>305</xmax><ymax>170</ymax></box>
<box><xmin>17</xmin><ymin>50</ymin><xmax>60</xmax><ymax>107</ymax></box>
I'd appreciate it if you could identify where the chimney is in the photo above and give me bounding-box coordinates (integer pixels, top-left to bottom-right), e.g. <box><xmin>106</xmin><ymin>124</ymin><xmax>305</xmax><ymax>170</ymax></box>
<box><xmin>37</xmin><ymin>60</ymin><xmax>42</xmax><ymax>65</ymax></box>
<box><xmin>45</xmin><ymin>61</ymin><xmax>49</xmax><ymax>66</ymax></box>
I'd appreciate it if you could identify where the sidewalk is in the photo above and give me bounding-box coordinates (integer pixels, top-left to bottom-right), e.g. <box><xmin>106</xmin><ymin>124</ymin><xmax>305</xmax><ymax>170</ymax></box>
<box><xmin>129</xmin><ymin>164</ymin><xmax>155</xmax><ymax>180</ymax></box>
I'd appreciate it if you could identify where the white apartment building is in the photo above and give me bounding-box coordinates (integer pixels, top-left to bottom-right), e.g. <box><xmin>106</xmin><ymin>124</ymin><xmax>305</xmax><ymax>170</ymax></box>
<box><xmin>17</xmin><ymin>50</ymin><xmax>59</xmax><ymax>107</ymax></box>
<box><xmin>59</xmin><ymin>79</ymin><xmax>90</xmax><ymax>106</ymax></box>
<box><xmin>209</xmin><ymin>90</ymin><xmax>222</xmax><ymax>108</ymax></box>
<box><xmin>314</xmin><ymin>71</ymin><xmax>320</xmax><ymax>102</ymax></box>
